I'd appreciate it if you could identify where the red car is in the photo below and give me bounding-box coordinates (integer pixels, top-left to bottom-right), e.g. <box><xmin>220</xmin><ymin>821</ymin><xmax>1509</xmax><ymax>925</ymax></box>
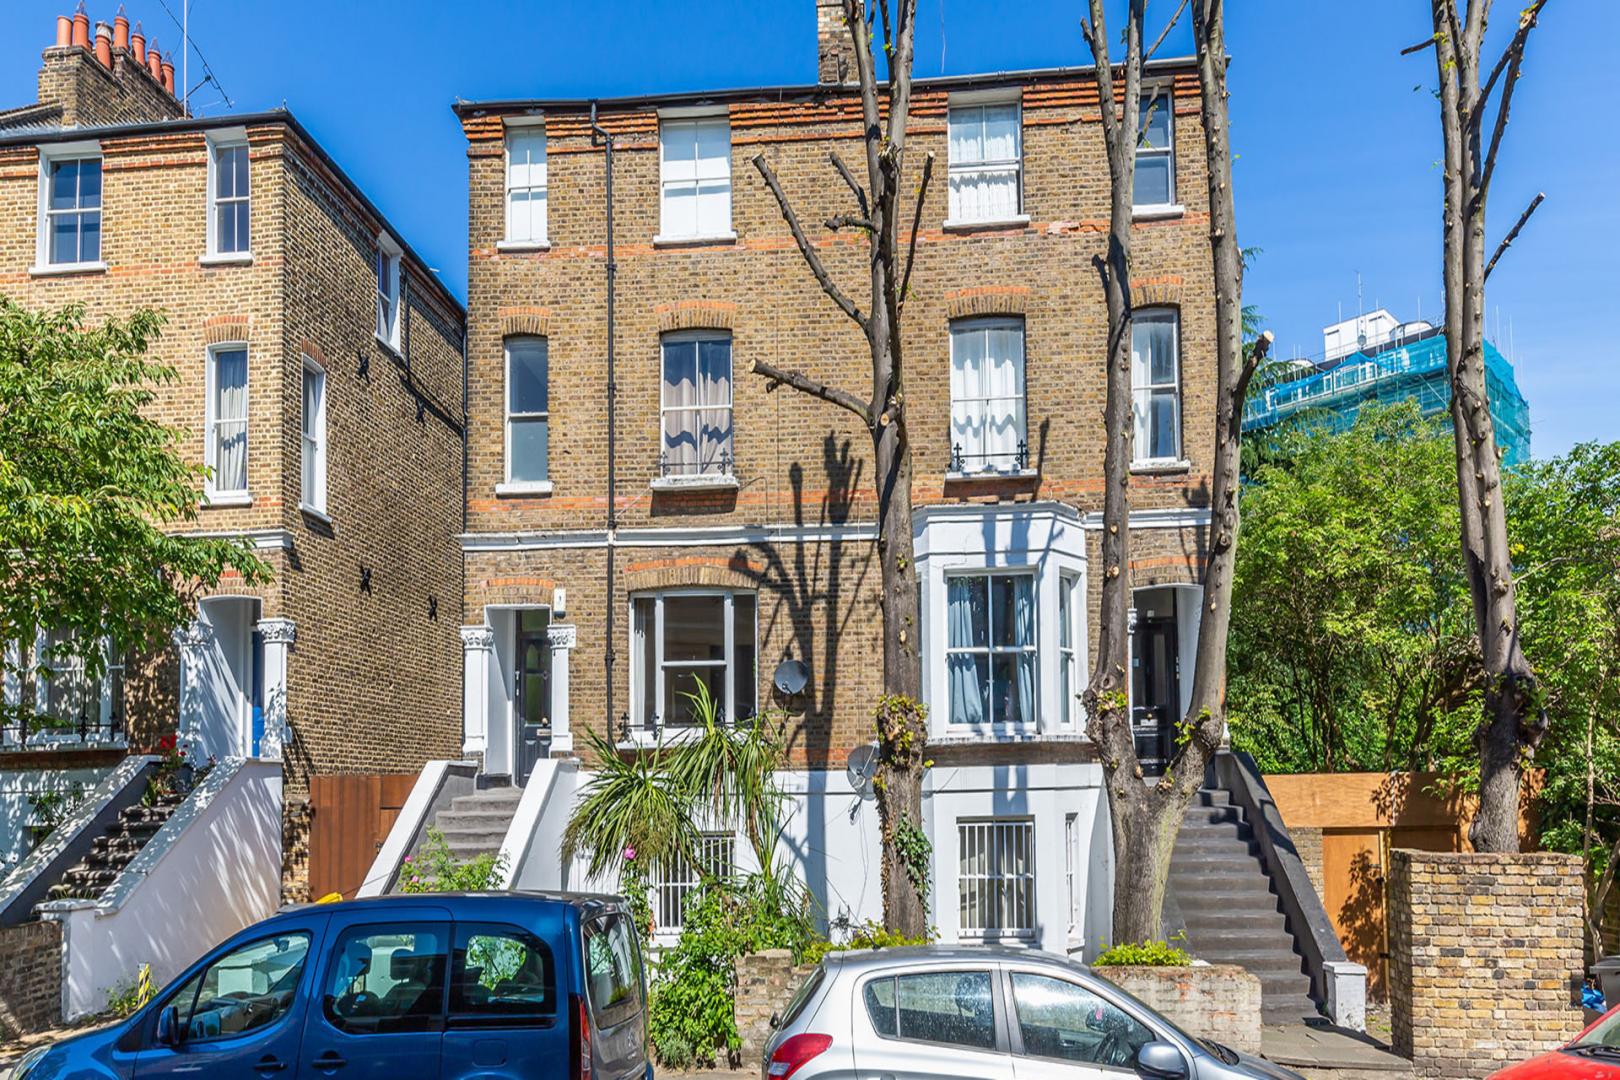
<box><xmin>1491</xmin><ymin>1006</ymin><xmax>1620</xmax><ymax>1080</ymax></box>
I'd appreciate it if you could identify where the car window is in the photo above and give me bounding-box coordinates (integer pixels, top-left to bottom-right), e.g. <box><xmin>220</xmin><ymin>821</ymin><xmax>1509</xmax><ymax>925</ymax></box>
<box><xmin>322</xmin><ymin>923</ymin><xmax>449</xmax><ymax>1035</ymax></box>
<box><xmin>582</xmin><ymin>913</ymin><xmax>643</xmax><ymax>1026</ymax></box>
<box><xmin>449</xmin><ymin>922</ymin><xmax>556</xmax><ymax>1028</ymax></box>
<box><xmin>779</xmin><ymin>966</ymin><xmax>826</xmax><ymax>1030</ymax></box>
<box><xmin>1009</xmin><ymin>973</ymin><xmax>1156</xmax><ymax>1069</ymax></box>
<box><xmin>863</xmin><ymin>971</ymin><xmax>997</xmax><ymax>1050</ymax></box>
<box><xmin>164</xmin><ymin>933</ymin><xmax>310</xmax><ymax>1045</ymax></box>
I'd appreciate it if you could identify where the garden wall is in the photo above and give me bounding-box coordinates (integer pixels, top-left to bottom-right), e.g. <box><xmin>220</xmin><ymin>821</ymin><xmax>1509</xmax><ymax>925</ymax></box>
<box><xmin>1100</xmin><ymin>965</ymin><xmax>1262</xmax><ymax>1055</ymax></box>
<box><xmin>1387</xmin><ymin>850</ymin><xmax>1584</xmax><ymax>1079</ymax></box>
<box><xmin>0</xmin><ymin>919</ymin><xmax>62</xmax><ymax>1038</ymax></box>
<box><xmin>735</xmin><ymin>949</ymin><xmax>817</xmax><ymax>1065</ymax></box>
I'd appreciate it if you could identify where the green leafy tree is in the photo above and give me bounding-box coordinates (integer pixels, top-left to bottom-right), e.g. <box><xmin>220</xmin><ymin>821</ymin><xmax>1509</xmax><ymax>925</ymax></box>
<box><xmin>0</xmin><ymin>300</ymin><xmax>269</xmax><ymax>728</ymax></box>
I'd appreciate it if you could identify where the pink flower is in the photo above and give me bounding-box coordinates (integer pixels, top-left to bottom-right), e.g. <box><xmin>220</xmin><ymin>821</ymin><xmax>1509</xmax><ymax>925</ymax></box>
<box><xmin>623</xmin><ymin>846</ymin><xmax>637</xmax><ymax>862</ymax></box>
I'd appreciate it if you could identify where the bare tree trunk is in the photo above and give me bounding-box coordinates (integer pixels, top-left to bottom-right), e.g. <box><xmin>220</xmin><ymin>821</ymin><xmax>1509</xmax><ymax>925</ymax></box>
<box><xmin>750</xmin><ymin>0</ymin><xmax>933</xmax><ymax>936</ymax></box>
<box><xmin>1425</xmin><ymin>0</ymin><xmax>1549</xmax><ymax>853</ymax></box>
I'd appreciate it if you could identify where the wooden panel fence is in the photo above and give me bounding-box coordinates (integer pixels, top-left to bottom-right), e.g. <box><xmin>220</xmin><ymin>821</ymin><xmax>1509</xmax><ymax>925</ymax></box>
<box><xmin>308</xmin><ymin>773</ymin><xmax>417</xmax><ymax>901</ymax></box>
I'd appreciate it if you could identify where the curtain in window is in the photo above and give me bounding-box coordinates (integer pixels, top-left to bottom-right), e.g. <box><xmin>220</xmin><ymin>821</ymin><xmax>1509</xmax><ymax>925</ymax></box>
<box><xmin>301</xmin><ymin>368</ymin><xmax>323</xmax><ymax>506</ymax></box>
<box><xmin>950</xmin><ymin>322</ymin><xmax>1025</xmax><ymax>471</ymax></box>
<box><xmin>1131</xmin><ymin>314</ymin><xmax>1179</xmax><ymax>461</ymax></box>
<box><xmin>506</xmin><ymin>129</ymin><xmax>547</xmax><ymax>243</ymax></box>
<box><xmin>948</xmin><ymin>104</ymin><xmax>1021</xmax><ymax>223</ymax></box>
<box><xmin>1010</xmin><ymin>576</ymin><xmax>1036</xmax><ymax>726</ymax></box>
<box><xmin>662</xmin><ymin>337</ymin><xmax>732</xmax><ymax>475</ymax></box>
<box><xmin>660</xmin><ymin>119</ymin><xmax>731</xmax><ymax>238</ymax></box>
<box><xmin>212</xmin><ymin>349</ymin><xmax>248</xmax><ymax>492</ymax></box>
<box><xmin>947</xmin><ymin>578</ymin><xmax>988</xmax><ymax>727</ymax></box>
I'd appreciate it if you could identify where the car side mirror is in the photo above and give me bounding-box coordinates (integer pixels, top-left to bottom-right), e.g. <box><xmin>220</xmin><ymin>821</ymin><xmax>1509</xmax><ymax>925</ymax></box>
<box><xmin>1135</xmin><ymin>1041</ymin><xmax>1189</xmax><ymax>1080</ymax></box>
<box><xmin>155</xmin><ymin>1005</ymin><xmax>180</xmax><ymax>1049</ymax></box>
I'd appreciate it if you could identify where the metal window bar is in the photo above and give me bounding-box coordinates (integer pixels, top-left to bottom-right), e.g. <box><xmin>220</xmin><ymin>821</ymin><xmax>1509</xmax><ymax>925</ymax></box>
<box><xmin>958</xmin><ymin>818</ymin><xmax>1035</xmax><ymax>937</ymax></box>
<box><xmin>950</xmin><ymin>441</ymin><xmax>1028</xmax><ymax>474</ymax></box>
<box><xmin>659</xmin><ymin>448</ymin><xmax>734</xmax><ymax>478</ymax></box>
<box><xmin>654</xmin><ymin>833</ymin><xmax>734</xmax><ymax>932</ymax></box>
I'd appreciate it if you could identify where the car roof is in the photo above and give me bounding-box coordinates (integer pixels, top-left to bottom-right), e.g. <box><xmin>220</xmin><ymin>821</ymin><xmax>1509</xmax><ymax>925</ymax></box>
<box><xmin>267</xmin><ymin>890</ymin><xmax>626</xmax><ymax>924</ymax></box>
<box><xmin>821</xmin><ymin>944</ymin><xmax>1092</xmax><ymax>976</ymax></box>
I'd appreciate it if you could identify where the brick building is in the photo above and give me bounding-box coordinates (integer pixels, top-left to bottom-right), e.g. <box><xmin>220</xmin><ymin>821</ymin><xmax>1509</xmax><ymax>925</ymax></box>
<box><xmin>0</xmin><ymin>9</ymin><xmax>466</xmax><ymax>903</ymax></box>
<box><xmin>437</xmin><ymin>1</ymin><xmax>1218</xmax><ymax>952</ymax></box>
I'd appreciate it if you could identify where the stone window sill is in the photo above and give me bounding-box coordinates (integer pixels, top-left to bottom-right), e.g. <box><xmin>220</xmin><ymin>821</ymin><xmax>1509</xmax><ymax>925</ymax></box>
<box><xmin>497</xmin><ymin>239</ymin><xmax>550</xmax><ymax>253</ymax></box>
<box><xmin>299</xmin><ymin>502</ymin><xmax>334</xmax><ymax>527</ymax></box>
<box><xmin>202</xmin><ymin>492</ymin><xmax>253</xmax><ymax>509</ymax></box>
<box><xmin>496</xmin><ymin>480</ymin><xmax>554</xmax><ymax>497</ymax></box>
<box><xmin>375</xmin><ymin>334</ymin><xmax>404</xmax><ymax>361</ymax></box>
<box><xmin>652</xmin><ymin>231</ymin><xmax>738</xmax><ymax>249</ymax></box>
<box><xmin>649</xmin><ymin>474</ymin><xmax>739</xmax><ymax>493</ymax></box>
<box><xmin>199</xmin><ymin>252</ymin><xmax>253</xmax><ymax>267</ymax></box>
<box><xmin>1132</xmin><ymin>204</ymin><xmax>1186</xmax><ymax>222</ymax></box>
<box><xmin>29</xmin><ymin>261</ymin><xmax>108</xmax><ymax>277</ymax></box>
<box><xmin>943</xmin><ymin>214</ymin><xmax>1031</xmax><ymax>233</ymax></box>
<box><xmin>944</xmin><ymin>469</ymin><xmax>1038</xmax><ymax>485</ymax></box>
<box><xmin>1131</xmin><ymin>458</ymin><xmax>1191</xmax><ymax>476</ymax></box>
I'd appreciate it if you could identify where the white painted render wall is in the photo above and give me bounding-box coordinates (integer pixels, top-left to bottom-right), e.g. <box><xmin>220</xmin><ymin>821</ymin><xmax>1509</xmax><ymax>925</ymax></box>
<box><xmin>0</xmin><ymin>762</ymin><xmax>116</xmax><ymax>871</ymax></box>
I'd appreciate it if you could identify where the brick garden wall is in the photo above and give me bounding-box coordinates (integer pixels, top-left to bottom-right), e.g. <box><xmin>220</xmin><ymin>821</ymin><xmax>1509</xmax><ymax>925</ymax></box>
<box><xmin>734</xmin><ymin>949</ymin><xmax>817</xmax><ymax>1064</ymax></box>
<box><xmin>1100</xmin><ymin>965</ymin><xmax>1262</xmax><ymax>1055</ymax></box>
<box><xmin>1387</xmin><ymin>850</ymin><xmax>1584</xmax><ymax>1079</ymax></box>
<box><xmin>0</xmin><ymin>920</ymin><xmax>62</xmax><ymax>1039</ymax></box>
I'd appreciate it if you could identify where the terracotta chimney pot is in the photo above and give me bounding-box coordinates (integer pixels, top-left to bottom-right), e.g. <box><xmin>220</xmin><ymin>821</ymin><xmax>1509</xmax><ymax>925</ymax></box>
<box><xmin>56</xmin><ymin>15</ymin><xmax>72</xmax><ymax>48</ymax></box>
<box><xmin>113</xmin><ymin>9</ymin><xmax>129</xmax><ymax>52</ymax></box>
<box><xmin>71</xmin><ymin>3</ymin><xmax>90</xmax><ymax>48</ymax></box>
<box><xmin>146</xmin><ymin>41</ymin><xmax>161</xmax><ymax>79</ymax></box>
<box><xmin>94</xmin><ymin>22</ymin><xmax>113</xmax><ymax>67</ymax></box>
<box><xmin>131</xmin><ymin>21</ymin><xmax>145</xmax><ymax>63</ymax></box>
<box><xmin>161</xmin><ymin>56</ymin><xmax>175</xmax><ymax>94</ymax></box>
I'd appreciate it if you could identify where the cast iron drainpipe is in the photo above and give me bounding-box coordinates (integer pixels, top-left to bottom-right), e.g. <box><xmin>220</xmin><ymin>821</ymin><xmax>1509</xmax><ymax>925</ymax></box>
<box><xmin>590</xmin><ymin>100</ymin><xmax>619</xmax><ymax>739</ymax></box>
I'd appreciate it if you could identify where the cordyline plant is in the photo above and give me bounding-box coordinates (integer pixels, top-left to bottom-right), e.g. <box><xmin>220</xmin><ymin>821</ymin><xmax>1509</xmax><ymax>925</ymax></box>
<box><xmin>745</xmin><ymin>0</ymin><xmax>933</xmax><ymax>936</ymax></box>
<box><xmin>0</xmin><ymin>300</ymin><xmax>269</xmax><ymax>732</ymax></box>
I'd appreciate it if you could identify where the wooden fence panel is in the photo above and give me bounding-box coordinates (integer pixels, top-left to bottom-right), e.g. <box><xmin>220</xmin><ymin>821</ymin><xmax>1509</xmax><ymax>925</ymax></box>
<box><xmin>308</xmin><ymin>774</ymin><xmax>417</xmax><ymax>901</ymax></box>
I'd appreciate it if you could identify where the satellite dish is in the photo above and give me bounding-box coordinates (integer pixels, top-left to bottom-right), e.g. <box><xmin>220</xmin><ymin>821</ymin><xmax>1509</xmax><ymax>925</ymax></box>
<box><xmin>773</xmin><ymin>658</ymin><xmax>810</xmax><ymax>696</ymax></box>
<box><xmin>846</xmin><ymin>743</ymin><xmax>879</xmax><ymax>801</ymax></box>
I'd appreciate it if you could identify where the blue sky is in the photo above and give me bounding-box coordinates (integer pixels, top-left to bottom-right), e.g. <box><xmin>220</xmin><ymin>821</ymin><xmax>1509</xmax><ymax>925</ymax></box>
<box><xmin>4</xmin><ymin>1</ymin><xmax>1611</xmax><ymax>455</ymax></box>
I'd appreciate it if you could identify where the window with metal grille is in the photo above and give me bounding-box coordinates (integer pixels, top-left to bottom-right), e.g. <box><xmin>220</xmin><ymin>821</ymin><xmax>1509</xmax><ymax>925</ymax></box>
<box><xmin>653</xmin><ymin>832</ymin><xmax>734</xmax><ymax>932</ymax></box>
<box><xmin>958</xmin><ymin>818</ymin><xmax>1035</xmax><ymax>938</ymax></box>
<box><xmin>949</xmin><ymin>318</ymin><xmax>1027</xmax><ymax>474</ymax></box>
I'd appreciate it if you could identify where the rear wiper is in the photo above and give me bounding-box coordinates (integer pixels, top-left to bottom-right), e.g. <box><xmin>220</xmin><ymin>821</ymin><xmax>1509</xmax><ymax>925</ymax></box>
<box><xmin>1564</xmin><ymin>1044</ymin><xmax>1620</xmax><ymax>1057</ymax></box>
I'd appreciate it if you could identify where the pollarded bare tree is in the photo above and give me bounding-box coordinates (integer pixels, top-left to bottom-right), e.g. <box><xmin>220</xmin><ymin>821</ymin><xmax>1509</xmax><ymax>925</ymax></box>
<box><xmin>748</xmin><ymin>0</ymin><xmax>934</xmax><ymax>936</ymax></box>
<box><xmin>1081</xmin><ymin>0</ymin><xmax>1271</xmax><ymax>943</ymax></box>
<box><xmin>1417</xmin><ymin>0</ymin><xmax>1549</xmax><ymax>852</ymax></box>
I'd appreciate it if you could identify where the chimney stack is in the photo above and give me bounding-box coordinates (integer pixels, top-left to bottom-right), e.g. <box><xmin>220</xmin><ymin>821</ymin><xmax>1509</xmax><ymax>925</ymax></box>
<box><xmin>816</xmin><ymin>0</ymin><xmax>857</xmax><ymax>85</ymax></box>
<box><xmin>37</xmin><ymin>6</ymin><xmax>186</xmax><ymax>124</ymax></box>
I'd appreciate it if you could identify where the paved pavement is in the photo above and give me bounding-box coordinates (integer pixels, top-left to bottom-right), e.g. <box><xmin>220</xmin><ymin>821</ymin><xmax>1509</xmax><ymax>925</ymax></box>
<box><xmin>1262</xmin><ymin>1021</ymin><xmax>1414</xmax><ymax>1078</ymax></box>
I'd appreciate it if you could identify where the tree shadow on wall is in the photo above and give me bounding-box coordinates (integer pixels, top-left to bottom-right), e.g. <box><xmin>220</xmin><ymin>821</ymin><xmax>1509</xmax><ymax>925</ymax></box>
<box><xmin>1342</xmin><ymin>847</ymin><xmax>1388</xmax><ymax>1000</ymax></box>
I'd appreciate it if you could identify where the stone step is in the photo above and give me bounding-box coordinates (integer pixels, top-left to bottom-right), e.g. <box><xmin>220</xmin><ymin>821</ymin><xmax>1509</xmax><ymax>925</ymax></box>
<box><xmin>434</xmin><ymin>827</ymin><xmax>508</xmax><ymax>849</ymax></box>
<box><xmin>1179</xmin><ymin>910</ymin><xmax>1289</xmax><ymax>936</ymax></box>
<box><xmin>451</xmin><ymin>789</ymin><xmax>522</xmax><ymax>811</ymax></box>
<box><xmin>435</xmin><ymin>809</ymin><xmax>517</xmax><ymax>830</ymax></box>
<box><xmin>1168</xmin><ymin>850</ymin><xmax>1264</xmax><ymax>872</ymax></box>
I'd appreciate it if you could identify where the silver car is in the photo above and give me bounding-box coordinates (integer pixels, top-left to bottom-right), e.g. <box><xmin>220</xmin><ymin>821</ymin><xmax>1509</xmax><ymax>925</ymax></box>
<box><xmin>762</xmin><ymin>945</ymin><xmax>1304</xmax><ymax>1080</ymax></box>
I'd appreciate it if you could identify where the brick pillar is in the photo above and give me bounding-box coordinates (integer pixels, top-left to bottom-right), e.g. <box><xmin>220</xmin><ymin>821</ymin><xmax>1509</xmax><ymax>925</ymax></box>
<box><xmin>735</xmin><ymin>950</ymin><xmax>815</xmax><ymax>1063</ymax></box>
<box><xmin>1387</xmin><ymin>850</ymin><xmax>1584</xmax><ymax>1079</ymax></box>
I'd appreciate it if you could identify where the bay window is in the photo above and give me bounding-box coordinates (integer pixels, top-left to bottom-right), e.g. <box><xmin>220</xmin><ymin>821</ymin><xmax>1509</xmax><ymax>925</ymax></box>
<box><xmin>1134</xmin><ymin>91</ymin><xmax>1175</xmax><ymax>208</ymax></box>
<box><xmin>1059</xmin><ymin>572</ymin><xmax>1080</xmax><ymax>727</ymax></box>
<box><xmin>945</xmin><ymin>573</ymin><xmax>1035</xmax><ymax>728</ymax></box>
<box><xmin>660</xmin><ymin>332</ymin><xmax>733</xmax><ymax>479</ymax></box>
<box><xmin>206</xmin><ymin>345</ymin><xmax>249</xmax><ymax>498</ymax></box>
<box><xmin>631</xmin><ymin>590</ymin><xmax>757</xmax><ymax>731</ymax></box>
<box><xmin>659</xmin><ymin>116</ymin><xmax>732</xmax><ymax>241</ymax></box>
<box><xmin>949</xmin><ymin>318</ymin><xmax>1027</xmax><ymax>474</ymax></box>
<box><xmin>1131</xmin><ymin>309</ymin><xmax>1181</xmax><ymax>463</ymax></box>
<box><xmin>947</xmin><ymin>100</ymin><xmax>1022</xmax><ymax>224</ymax></box>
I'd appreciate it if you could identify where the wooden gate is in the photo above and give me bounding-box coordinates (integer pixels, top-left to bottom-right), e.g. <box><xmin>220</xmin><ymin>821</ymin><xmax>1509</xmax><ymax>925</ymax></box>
<box><xmin>308</xmin><ymin>773</ymin><xmax>418</xmax><ymax>900</ymax></box>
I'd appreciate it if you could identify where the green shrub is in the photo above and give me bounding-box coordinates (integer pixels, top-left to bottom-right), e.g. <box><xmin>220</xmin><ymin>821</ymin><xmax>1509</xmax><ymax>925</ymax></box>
<box><xmin>802</xmin><ymin>919</ymin><xmax>932</xmax><ymax>965</ymax></box>
<box><xmin>399</xmin><ymin>829</ymin><xmax>507</xmax><ymax>893</ymax></box>
<box><xmin>647</xmin><ymin>872</ymin><xmax>814</xmax><ymax>1069</ymax></box>
<box><xmin>1092</xmin><ymin>940</ymin><xmax>1193</xmax><ymax>967</ymax></box>
<box><xmin>106</xmin><ymin>963</ymin><xmax>156</xmax><ymax>1017</ymax></box>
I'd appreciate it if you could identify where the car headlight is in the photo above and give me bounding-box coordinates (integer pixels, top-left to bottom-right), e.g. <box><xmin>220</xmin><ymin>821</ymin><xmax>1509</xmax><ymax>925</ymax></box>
<box><xmin>8</xmin><ymin>1044</ymin><xmax>51</xmax><ymax>1079</ymax></box>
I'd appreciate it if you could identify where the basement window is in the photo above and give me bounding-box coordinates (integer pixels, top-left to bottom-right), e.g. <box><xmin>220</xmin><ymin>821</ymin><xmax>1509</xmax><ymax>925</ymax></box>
<box><xmin>652</xmin><ymin>832</ymin><xmax>734</xmax><ymax>933</ymax></box>
<box><xmin>958</xmin><ymin>817</ymin><xmax>1036</xmax><ymax>939</ymax></box>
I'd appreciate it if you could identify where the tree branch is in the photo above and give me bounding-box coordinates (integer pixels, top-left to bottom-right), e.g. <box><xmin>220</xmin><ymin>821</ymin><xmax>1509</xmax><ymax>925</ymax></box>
<box><xmin>1400</xmin><ymin>34</ymin><xmax>1438</xmax><ymax>56</ymax></box>
<box><xmin>752</xmin><ymin>358</ymin><xmax>871</xmax><ymax>425</ymax></box>
<box><xmin>1476</xmin><ymin>0</ymin><xmax>1547</xmax><ymax>118</ymax></box>
<box><xmin>826</xmin><ymin>212</ymin><xmax>875</xmax><ymax>232</ymax></box>
<box><xmin>1143</xmin><ymin>0</ymin><xmax>1191</xmax><ymax>65</ymax></box>
<box><xmin>752</xmin><ymin>153</ymin><xmax>868</xmax><ymax>331</ymax></box>
<box><xmin>1483</xmin><ymin>191</ymin><xmax>1544</xmax><ymax>282</ymax></box>
<box><xmin>897</xmin><ymin>151</ymin><xmax>935</xmax><ymax>314</ymax></box>
<box><xmin>1478</xmin><ymin>0</ymin><xmax>1547</xmax><ymax>193</ymax></box>
<box><xmin>1234</xmin><ymin>330</ymin><xmax>1274</xmax><ymax>422</ymax></box>
<box><xmin>828</xmin><ymin>151</ymin><xmax>870</xmax><ymax>219</ymax></box>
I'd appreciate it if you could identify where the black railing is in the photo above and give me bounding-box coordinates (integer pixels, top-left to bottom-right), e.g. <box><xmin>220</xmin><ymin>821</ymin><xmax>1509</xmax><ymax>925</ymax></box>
<box><xmin>950</xmin><ymin>441</ymin><xmax>1029</xmax><ymax>474</ymax></box>
<box><xmin>658</xmin><ymin>450</ymin><xmax>735</xmax><ymax>479</ymax></box>
<box><xmin>1</xmin><ymin>707</ymin><xmax>127</xmax><ymax>750</ymax></box>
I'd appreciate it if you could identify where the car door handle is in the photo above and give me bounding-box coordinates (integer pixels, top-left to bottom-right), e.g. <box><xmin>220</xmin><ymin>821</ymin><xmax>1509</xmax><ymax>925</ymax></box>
<box><xmin>313</xmin><ymin>1050</ymin><xmax>347</xmax><ymax>1071</ymax></box>
<box><xmin>255</xmin><ymin>1055</ymin><xmax>288</xmax><ymax>1074</ymax></box>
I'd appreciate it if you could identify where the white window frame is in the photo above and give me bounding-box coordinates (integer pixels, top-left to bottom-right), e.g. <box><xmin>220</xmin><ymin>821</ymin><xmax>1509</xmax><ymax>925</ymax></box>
<box><xmin>629</xmin><ymin>588</ymin><xmax>757</xmax><ymax>738</ymax></box>
<box><xmin>945</xmin><ymin>94</ymin><xmax>1025</xmax><ymax>228</ymax></box>
<box><xmin>503</xmin><ymin>335</ymin><xmax>550</xmax><ymax>490</ymax></box>
<box><xmin>1059</xmin><ymin>572</ymin><xmax>1080</xmax><ymax>728</ymax></box>
<box><xmin>652</xmin><ymin>831</ymin><xmax>735</xmax><ymax>934</ymax></box>
<box><xmin>948</xmin><ymin>317</ymin><xmax>1028</xmax><ymax>475</ymax></box>
<box><xmin>943</xmin><ymin>569</ymin><xmax>1038</xmax><ymax>729</ymax></box>
<box><xmin>204</xmin><ymin>129</ymin><xmax>251</xmax><ymax>261</ymax></box>
<box><xmin>656</xmin><ymin>112</ymin><xmax>734</xmax><ymax>244</ymax></box>
<box><xmin>501</xmin><ymin>118</ymin><xmax>548</xmax><ymax>249</ymax></box>
<box><xmin>1131</xmin><ymin>308</ymin><xmax>1182</xmax><ymax>465</ymax></box>
<box><xmin>375</xmin><ymin>235</ymin><xmax>402</xmax><ymax>353</ymax></box>
<box><xmin>299</xmin><ymin>356</ymin><xmax>327</xmax><ymax>517</ymax></box>
<box><xmin>34</xmin><ymin>141</ymin><xmax>105</xmax><ymax>273</ymax></box>
<box><xmin>658</xmin><ymin>330</ymin><xmax>734</xmax><ymax>482</ymax></box>
<box><xmin>1063</xmin><ymin>812</ymin><xmax>1080</xmax><ymax>941</ymax></box>
<box><xmin>204</xmin><ymin>342</ymin><xmax>250</xmax><ymax>504</ymax></box>
<box><xmin>25</xmin><ymin>630</ymin><xmax>123</xmax><ymax>739</ymax></box>
<box><xmin>1133</xmin><ymin>89</ymin><xmax>1178</xmax><ymax>212</ymax></box>
<box><xmin>957</xmin><ymin>817</ymin><xmax>1036</xmax><ymax>940</ymax></box>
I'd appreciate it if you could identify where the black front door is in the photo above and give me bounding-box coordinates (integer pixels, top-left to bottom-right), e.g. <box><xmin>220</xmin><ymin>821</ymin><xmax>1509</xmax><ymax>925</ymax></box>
<box><xmin>513</xmin><ymin>610</ymin><xmax>551</xmax><ymax>785</ymax></box>
<box><xmin>1131</xmin><ymin>616</ymin><xmax>1179</xmax><ymax>775</ymax></box>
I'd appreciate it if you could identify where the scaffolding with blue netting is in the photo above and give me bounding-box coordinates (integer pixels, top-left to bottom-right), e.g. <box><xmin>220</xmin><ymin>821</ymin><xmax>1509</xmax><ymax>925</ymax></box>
<box><xmin>1241</xmin><ymin>330</ymin><xmax>1532</xmax><ymax>466</ymax></box>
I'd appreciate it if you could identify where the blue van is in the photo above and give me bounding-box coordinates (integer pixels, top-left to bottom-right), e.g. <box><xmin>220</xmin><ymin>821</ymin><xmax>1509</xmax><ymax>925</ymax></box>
<box><xmin>10</xmin><ymin>893</ymin><xmax>651</xmax><ymax>1080</ymax></box>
